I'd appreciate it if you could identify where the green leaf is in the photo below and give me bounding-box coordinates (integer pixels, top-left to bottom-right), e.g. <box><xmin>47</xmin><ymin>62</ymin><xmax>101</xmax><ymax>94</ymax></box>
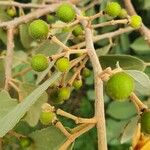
<box><xmin>19</xmin><ymin>23</ymin><xmax>34</xmax><ymax>49</ymax></box>
<box><xmin>35</xmin><ymin>32</ymin><xmax>70</xmax><ymax>56</ymax></box>
<box><xmin>79</xmin><ymin>98</ymin><xmax>93</xmax><ymax>118</ymax></box>
<box><xmin>20</xmin><ymin>83</ymin><xmax>48</xmax><ymax>127</ymax></box>
<box><xmin>28</xmin><ymin>126</ymin><xmax>73</xmax><ymax>150</ymax></box>
<box><xmin>0</xmin><ymin>58</ymin><xmax>5</xmax><ymax>89</ymax></box>
<box><xmin>106</xmin><ymin>119</ymin><xmax>127</xmax><ymax>145</ymax></box>
<box><xmin>0</xmin><ymin>28</ymin><xmax>7</xmax><ymax>45</ymax></box>
<box><xmin>73</xmin><ymin>128</ymin><xmax>97</xmax><ymax>150</ymax></box>
<box><xmin>0</xmin><ymin>90</ymin><xmax>18</xmax><ymax>118</ymax></box>
<box><xmin>126</xmin><ymin>70</ymin><xmax>150</xmax><ymax>95</ymax></box>
<box><xmin>106</xmin><ymin>101</ymin><xmax>136</xmax><ymax>120</ymax></box>
<box><xmin>120</xmin><ymin>33</ymin><xmax>130</xmax><ymax>53</ymax></box>
<box><xmin>130</xmin><ymin>37</ymin><xmax>150</xmax><ymax>55</ymax></box>
<box><xmin>96</xmin><ymin>44</ymin><xmax>111</xmax><ymax>56</ymax></box>
<box><xmin>13</xmin><ymin>51</ymin><xmax>28</xmax><ymax>68</ymax></box>
<box><xmin>120</xmin><ymin>116</ymin><xmax>139</xmax><ymax>144</ymax></box>
<box><xmin>0</xmin><ymin>9</ymin><xmax>11</xmax><ymax>21</ymax></box>
<box><xmin>99</xmin><ymin>55</ymin><xmax>145</xmax><ymax>71</ymax></box>
<box><xmin>143</xmin><ymin>0</ymin><xmax>150</xmax><ymax>10</ymax></box>
<box><xmin>86</xmin><ymin>90</ymin><xmax>95</xmax><ymax>101</ymax></box>
<box><xmin>0</xmin><ymin>71</ymin><xmax>61</xmax><ymax>137</ymax></box>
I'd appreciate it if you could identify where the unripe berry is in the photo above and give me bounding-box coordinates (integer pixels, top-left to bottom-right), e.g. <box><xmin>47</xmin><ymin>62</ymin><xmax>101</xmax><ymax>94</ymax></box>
<box><xmin>105</xmin><ymin>2</ymin><xmax>121</xmax><ymax>17</ymax></box>
<box><xmin>72</xmin><ymin>24</ymin><xmax>83</xmax><ymax>37</ymax></box>
<box><xmin>82</xmin><ymin>68</ymin><xmax>91</xmax><ymax>78</ymax></box>
<box><xmin>56</xmin><ymin>57</ymin><xmax>70</xmax><ymax>72</ymax></box>
<box><xmin>130</xmin><ymin>15</ymin><xmax>142</xmax><ymax>29</ymax></box>
<box><xmin>73</xmin><ymin>79</ymin><xmax>82</xmax><ymax>90</ymax></box>
<box><xmin>141</xmin><ymin>111</ymin><xmax>150</xmax><ymax>134</ymax></box>
<box><xmin>58</xmin><ymin>87</ymin><xmax>71</xmax><ymax>101</ymax></box>
<box><xmin>56</xmin><ymin>3</ymin><xmax>76</xmax><ymax>22</ymax></box>
<box><xmin>106</xmin><ymin>72</ymin><xmax>134</xmax><ymax>100</ymax></box>
<box><xmin>31</xmin><ymin>54</ymin><xmax>49</xmax><ymax>72</ymax></box>
<box><xmin>6</xmin><ymin>7</ymin><xmax>16</xmax><ymax>17</ymax></box>
<box><xmin>20</xmin><ymin>137</ymin><xmax>32</xmax><ymax>148</ymax></box>
<box><xmin>118</xmin><ymin>9</ymin><xmax>128</xmax><ymax>18</ymax></box>
<box><xmin>40</xmin><ymin>111</ymin><xmax>55</xmax><ymax>125</ymax></box>
<box><xmin>28</xmin><ymin>19</ymin><xmax>49</xmax><ymax>40</ymax></box>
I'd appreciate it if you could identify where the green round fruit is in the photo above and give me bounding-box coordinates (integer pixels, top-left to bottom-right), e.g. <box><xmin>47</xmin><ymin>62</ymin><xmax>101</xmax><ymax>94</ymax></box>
<box><xmin>28</xmin><ymin>19</ymin><xmax>49</xmax><ymax>39</ymax></box>
<box><xmin>56</xmin><ymin>3</ymin><xmax>76</xmax><ymax>22</ymax></box>
<box><xmin>58</xmin><ymin>87</ymin><xmax>71</xmax><ymax>101</ymax></box>
<box><xmin>31</xmin><ymin>54</ymin><xmax>49</xmax><ymax>72</ymax></box>
<box><xmin>82</xmin><ymin>68</ymin><xmax>91</xmax><ymax>78</ymax></box>
<box><xmin>106</xmin><ymin>72</ymin><xmax>134</xmax><ymax>100</ymax></box>
<box><xmin>56</xmin><ymin>57</ymin><xmax>70</xmax><ymax>72</ymax></box>
<box><xmin>6</xmin><ymin>7</ymin><xmax>16</xmax><ymax>17</ymax></box>
<box><xmin>20</xmin><ymin>137</ymin><xmax>32</xmax><ymax>148</ymax></box>
<box><xmin>130</xmin><ymin>15</ymin><xmax>142</xmax><ymax>29</ymax></box>
<box><xmin>72</xmin><ymin>24</ymin><xmax>83</xmax><ymax>37</ymax></box>
<box><xmin>105</xmin><ymin>2</ymin><xmax>121</xmax><ymax>17</ymax></box>
<box><xmin>40</xmin><ymin>111</ymin><xmax>55</xmax><ymax>125</ymax></box>
<box><xmin>118</xmin><ymin>9</ymin><xmax>128</xmax><ymax>18</ymax></box>
<box><xmin>141</xmin><ymin>111</ymin><xmax>150</xmax><ymax>134</ymax></box>
<box><xmin>73</xmin><ymin>79</ymin><xmax>82</xmax><ymax>90</ymax></box>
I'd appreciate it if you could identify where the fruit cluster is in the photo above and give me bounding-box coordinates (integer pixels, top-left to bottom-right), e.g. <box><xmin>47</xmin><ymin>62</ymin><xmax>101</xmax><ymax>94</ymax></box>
<box><xmin>105</xmin><ymin>2</ymin><xmax>142</xmax><ymax>29</ymax></box>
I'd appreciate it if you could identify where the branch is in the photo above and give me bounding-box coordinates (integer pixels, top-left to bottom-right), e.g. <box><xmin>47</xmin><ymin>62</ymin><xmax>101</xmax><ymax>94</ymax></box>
<box><xmin>4</xmin><ymin>27</ymin><xmax>14</xmax><ymax>90</ymax></box>
<box><xmin>0</xmin><ymin>3</ymin><xmax>59</xmax><ymax>28</ymax></box>
<box><xmin>74</xmin><ymin>7</ymin><xmax>108</xmax><ymax>150</ymax></box>
<box><xmin>92</xmin><ymin>19</ymin><xmax>129</xmax><ymax>29</ymax></box>
<box><xmin>71</xmin><ymin>27</ymin><xmax>134</xmax><ymax>48</ymax></box>
<box><xmin>123</xmin><ymin>0</ymin><xmax>150</xmax><ymax>46</ymax></box>
<box><xmin>0</xmin><ymin>1</ymin><xmax>49</xmax><ymax>8</ymax></box>
<box><xmin>57</xmin><ymin>109</ymin><xmax>97</xmax><ymax>124</ymax></box>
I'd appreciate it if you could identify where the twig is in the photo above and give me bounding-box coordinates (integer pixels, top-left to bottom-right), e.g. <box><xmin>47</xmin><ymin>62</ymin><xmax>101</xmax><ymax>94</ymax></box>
<box><xmin>50</xmin><ymin>35</ymin><xmax>72</xmax><ymax>51</ymax></box>
<box><xmin>57</xmin><ymin>109</ymin><xmax>97</xmax><ymax>124</ymax></box>
<box><xmin>68</xmin><ymin>57</ymin><xmax>88</xmax><ymax>86</ymax></box>
<box><xmin>70</xmin><ymin>54</ymin><xmax>87</xmax><ymax>68</ymax></box>
<box><xmin>4</xmin><ymin>27</ymin><xmax>14</xmax><ymax>90</ymax></box>
<box><xmin>123</xmin><ymin>0</ymin><xmax>150</xmax><ymax>46</ymax></box>
<box><xmin>0</xmin><ymin>3</ymin><xmax>59</xmax><ymax>28</ymax></box>
<box><xmin>74</xmin><ymin>7</ymin><xmax>108</xmax><ymax>150</ymax></box>
<box><xmin>71</xmin><ymin>124</ymin><xmax>87</xmax><ymax>134</ymax></box>
<box><xmin>92</xmin><ymin>19</ymin><xmax>129</xmax><ymax>29</ymax></box>
<box><xmin>9</xmin><ymin>81</ymin><xmax>23</xmax><ymax>102</ymax></box>
<box><xmin>54</xmin><ymin>121</ymin><xmax>71</xmax><ymax>137</ymax></box>
<box><xmin>59</xmin><ymin>123</ymin><xmax>95</xmax><ymax>150</ymax></box>
<box><xmin>8</xmin><ymin>130</ymin><xmax>25</xmax><ymax>138</ymax></box>
<box><xmin>0</xmin><ymin>1</ymin><xmax>49</xmax><ymax>8</ymax></box>
<box><xmin>71</xmin><ymin>27</ymin><xmax>134</xmax><ymax>48</ymax></box>
<box><xmin>130</xmin><ymin>92</ymin><xmax>148</xmax><ymax>111</ymax></box>
<box><xmin>51</xmin><ymin>20</ymin><xmax>79</xmax><ymax>28</ymax></box>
